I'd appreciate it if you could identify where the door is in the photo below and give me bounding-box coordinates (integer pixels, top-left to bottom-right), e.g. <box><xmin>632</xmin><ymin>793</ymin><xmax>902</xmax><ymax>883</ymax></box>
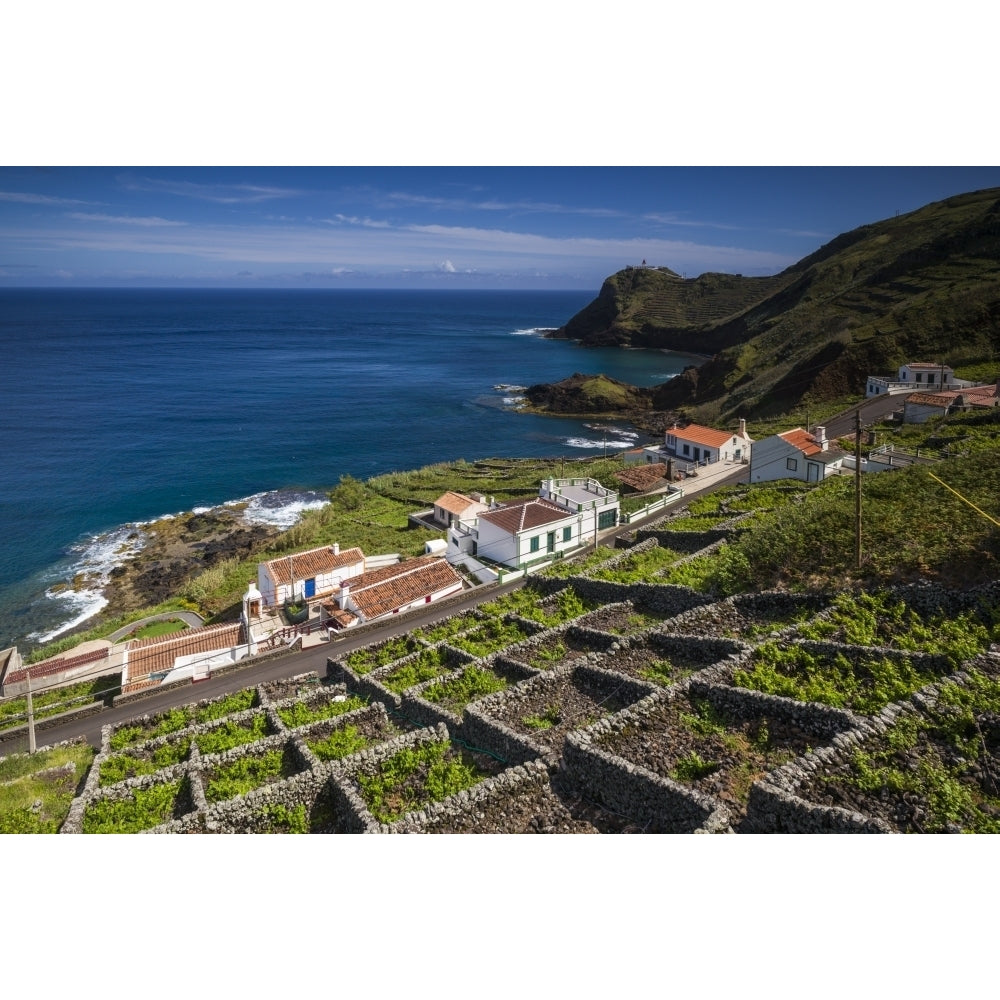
<box><xmin>304</xmin><ymin>577</ymin><xmax>316</xmax><ymax>598</ymax></box>
<box><xmin>547</xmin><ymin>532</ymin><xmax>556</xmax><ymax>553</ymax></box>
<box><xmin>806</xmin><ymin>463</ymin><xmax>820</xmax><ymax>482</ymax></box>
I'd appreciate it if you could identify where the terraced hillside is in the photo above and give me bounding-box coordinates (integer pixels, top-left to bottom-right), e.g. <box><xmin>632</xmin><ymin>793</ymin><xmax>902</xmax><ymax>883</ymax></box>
<box><xmin>548</xmin><ymin>187</ymin><xmax>1000</xmax><ymax>423</ymax></box>
<box><xmin>9</xmin><ymin>480</ymin><xmax>997</xmax><ymax>835</ymax></box>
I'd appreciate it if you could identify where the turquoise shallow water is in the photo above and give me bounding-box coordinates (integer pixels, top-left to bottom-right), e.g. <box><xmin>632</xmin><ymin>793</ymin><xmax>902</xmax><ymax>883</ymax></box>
<box><xmin>0</xmin><ymin>288</ymin><xmax>698</xmax><ymax>648</ymax></box>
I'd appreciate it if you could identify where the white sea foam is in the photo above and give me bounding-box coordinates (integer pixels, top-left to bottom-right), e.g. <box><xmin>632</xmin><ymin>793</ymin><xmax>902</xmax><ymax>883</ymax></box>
<box><xmin>564</xmin><ymin>437</ymin><xmax>639</xmax><ymax>450</ymax></box>
<box><xmin>503</xmin><ymin>395</ymin><xmax>526</xmax><ymax>405</ymax></box>
<box><xmin>241</xmin><ymin>490</ymin><xmax>330</xmax><ymax>529</ymax></box>
<box><xmin>584</xmin><ymin>423</ymin><xmax>640</xmax><ymax>440</ymax></box>
<box><xmin>29</xmin><ymin>589</ymin><xmax>110</xmax><ymax>643</ymax></box>
<box><xmin>29</xmin><ymin>490</ymin><xmax>328</xmax><ymax>643</ymax></box>
<box><xmin>509</xmin><ymin>327</ymin><xmax>548</xmax><ymax>336</ymax></box>
<box><xmin>28</xmin><ymin>525</ymin><xmax>146</xmax><ymax>642</ymax></box>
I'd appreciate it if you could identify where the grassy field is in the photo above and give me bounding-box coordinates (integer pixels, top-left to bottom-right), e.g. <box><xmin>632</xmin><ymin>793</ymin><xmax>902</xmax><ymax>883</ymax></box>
<box><xmin>0</xmin><ymin>741</ymin><xmax>94</xmax><ymax>833</ymax></box>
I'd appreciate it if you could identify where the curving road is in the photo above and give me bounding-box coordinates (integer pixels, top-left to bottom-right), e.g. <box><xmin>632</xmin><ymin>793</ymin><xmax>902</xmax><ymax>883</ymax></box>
<box><xmin>0</xmin><ymin>463</ymin><xmax>751</xmax><ymax>755</ymax></box>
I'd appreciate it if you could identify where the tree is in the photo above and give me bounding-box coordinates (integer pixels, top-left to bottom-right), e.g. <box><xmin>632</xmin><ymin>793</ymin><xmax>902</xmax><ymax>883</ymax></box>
<box><xmin>331</xmin><ymin>474</ymin><xmax>366</xmax><ymax>510</ymax></box>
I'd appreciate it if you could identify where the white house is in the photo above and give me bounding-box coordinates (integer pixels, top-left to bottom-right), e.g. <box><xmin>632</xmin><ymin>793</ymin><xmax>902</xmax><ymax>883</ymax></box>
<box><xmin>326</xmin><ymin>556</ymin><xmax>464</xmax><ymax>629</ymax></box>
<box><xmin>750</xmin><ymin>425</ymin><xmax>847</xmax><ymax>483</ymax></box>
<box><xmin>654</xmin><ymin>420</ymin><xmax>752</xmax><ymax>466</ymax></box>
<box><xmin>123</xmin><ymin>622</ymin><xmax>249</xmax><ymax>689</ymax></box>
<box><xmin>903</xmin><ymin>383</ymin><xmax>1000</xmax><ymax>423</ymax></box>
<box><xmin>448</xmin><ymin>479</ymin><xmax>619</xmax><ymax>570</ymax></box>
<box><xmin>431</xmin><ymin>491</ymin><xmax>489</xmax><ymax>528</ymax></box>
<box><xmin>257</xmin><ymin>543</ymin><xmax>365</xmax><ymax>607</ymax></box>
<box><xmin>866</xmin><ymin>362</ymin><xmax>970</xmax><ymax>397</ymax></box>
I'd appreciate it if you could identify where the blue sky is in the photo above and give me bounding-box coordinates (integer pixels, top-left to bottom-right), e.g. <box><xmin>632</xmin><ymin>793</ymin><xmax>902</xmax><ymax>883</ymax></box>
<box><xmin>4</xmin><ymin>167</ymin><xmax>1000</xmax><ymax>290</ymax></box>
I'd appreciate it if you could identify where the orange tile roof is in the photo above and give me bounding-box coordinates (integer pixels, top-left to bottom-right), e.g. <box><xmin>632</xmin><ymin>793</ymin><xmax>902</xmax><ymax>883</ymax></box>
<box><xmin>906</xmin><ymin>391</ymin><xmax>955</xmax><ymax>407</ymax></box>
<box><xmin>126</xmin><ymin>623</ymin><xmax>243</xmax><ymax>678</ymax></box>
<box><xmin>669</xmin><ymin>423</ymin><xmax>735</xmax><ymax>448</ymax></box>
<box><xmin>778</xmin><ymin>428</ymin><xmax>823</xmax><ymax>456</ymax></box>
<box><xmin>264</xmin><ymin>546</ymin><xmax>365</xmax><ymax>586</ymax></box>
<box><xmin>615</xmin><ymin>464</ymin><xmax>667</xmax><ymax>492</ymax></box>
<box><xmin>477</xmin><ymin>497</ymin><xmax>572</xmax><ymax>534</ymax></box>
<box><xmin>325</xmin><ymin>607</ymin><xmax>360</xmax><ymax>630</ymax></box>
<box><xmin>345</xmin><ymin>558</ymin><xmax>463</xmax><ymax>621</ymax></box>
<box><xmin>434</xmin><ymin>491</ymin><xmax>482</xmax><ymax>515</ymax></box>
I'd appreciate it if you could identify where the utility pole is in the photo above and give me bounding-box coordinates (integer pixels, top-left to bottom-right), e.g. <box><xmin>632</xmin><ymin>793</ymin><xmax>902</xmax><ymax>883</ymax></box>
<box><xmin>26</xmin><ymin>668</ymin><xmax>36</xmax><ymax>754</ymax></box>
<box><xmin>854</xmin><ymin>410</ymin><xmax>862</xmax><ymax>571</ymax></box>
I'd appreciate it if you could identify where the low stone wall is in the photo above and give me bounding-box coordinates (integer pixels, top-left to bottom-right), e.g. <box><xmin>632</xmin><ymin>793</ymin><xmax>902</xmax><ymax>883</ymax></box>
<box><xmin>634</xmin><ymin>528</ymin><xmax>731</xmax><ymax>552</ymax></box>
<box><xmin>656</xmin><ymin>590</ymin><xmax>831</xmax><ymax>639</ymax></box>
<box><xmin>742</xmin><ymin>660</ymin><xmax>998</xmax><ymax>834</ymax></box>
<box><xmin>327</xmin><ymin>721</ymin><xmax>456</xmax><ymax>833</ymax></box>
<box><xmin>689</xmin><ymin>664</ymin><xmax>860</xmax><ymax>739</ymax></box>
<box><xmin>564</xmin><ymin>688</ymin><xmax>731</xmax><ymax>833</ymax></box>
<box><xmin>393</xmin><ymin>758</ymin><xmax>554</xmax><ymax>833</ymax></box>
<box><xmin>463</xmin><ymin>663</ymin><xmax>656</xmax><ymax>768</ymax></box>
<box><xmin>400</xmin><ymin>654</ymin><xmax>538</xmax><ymax>735</ymax></box>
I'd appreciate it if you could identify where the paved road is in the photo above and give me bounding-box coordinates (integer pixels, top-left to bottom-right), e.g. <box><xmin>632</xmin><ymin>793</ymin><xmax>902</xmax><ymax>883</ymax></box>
<box><xmin>2</xmin><ymin>466</ymin><xmax>753</xmax><ymax>755</ymax></box>
<box><xmin>821</xmin><ymin>394</ymin><xmax>906</xmax><ymax>440</ymax></box>
<box><xmin>106</xmin><ymin>611</ymin><xmax>205</xmax><ymax>642</ymax></box>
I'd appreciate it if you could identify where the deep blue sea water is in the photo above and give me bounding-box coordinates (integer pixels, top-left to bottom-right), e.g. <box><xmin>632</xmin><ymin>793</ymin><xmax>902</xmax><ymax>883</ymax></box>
<box><xmin>0</xmin><ymin>289</ymin><xmax>702</xmax><ymax>649</ymax></box>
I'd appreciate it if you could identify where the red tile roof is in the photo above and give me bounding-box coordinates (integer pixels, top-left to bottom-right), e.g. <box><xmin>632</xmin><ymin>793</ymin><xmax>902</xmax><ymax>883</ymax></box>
<box><xmin>615</xmin><ymin>464</ymin><xmax>667</xmax><ymax>492</ymax></box>
<box><xmin>477</xmin><ymin>496</ymin><xmax>572</xmax><ymax>534</ymax></box>
<box><xmin>669</xmin><ymin>423</ymin><xmax>736</xmax><ymax>448</ymax></box>
<box><xmin>344</xmin><ymin>558</ymin><xmax>463</xmax><ymax>621</ymax></box>
<box><xmin>324</xmin><ymin>606</ymin><xmax>360</xmax><ymax>630</ymax></box>
<box><xmin>434</xmin><ymin>491</ymin><xmax>483</xmax><ymax>515</ymax></box>
<box><xmin>263</xmin><ymin>546</ymin><xmax>364</xmax><ymax>586</ymax></box>
<box><xmin>779</xmin><ymin>428</ymin><xmax>824</xmax><ymax>456</ymax></box>
<box><xmin>126</xmin><ymin>623</ymin><xmax>243</xmax><ymax>678</ymax></box>
<box><xmin>906</xmin><ymin>391</ymin><xmax>955</xmax><ymax>407</ymax></box>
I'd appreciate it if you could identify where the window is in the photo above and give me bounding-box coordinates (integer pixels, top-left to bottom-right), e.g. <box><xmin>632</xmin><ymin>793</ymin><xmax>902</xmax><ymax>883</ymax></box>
<box><xmin>786</xmin><ymin>457</ymin><xmax>798</xmax><ymax>471</ymax></box>
<box><xmin>563</xmin><ymin>526</ymin><xmax>572</xmax><ymax>541</ymax></box>
<box><xmin>916</xmin><ymin>372</ymin><xmax>923</xmax><ymax>383</ymax></box>
<box><xmin>682</xmin><ymin>444</ymin><xmax>690</xmax><ymax>455</ymax></box>
<box><xmin>529</xmin><ymin>536</ymin><xmax>540</xmax><ymax>552</ymax></box>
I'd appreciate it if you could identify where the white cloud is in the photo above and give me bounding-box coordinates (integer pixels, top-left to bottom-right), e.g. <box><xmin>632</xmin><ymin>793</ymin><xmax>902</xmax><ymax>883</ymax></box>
<box><xmin>68</xmin><ymin>212</ymin><xmax>186</xmax><ymax>227</ymax></box>
<box><xmin>384</xmin><ymin>190</ymin><xmax>623</xmax><ymax>218</ymax></box>
<box><xmin>119</xmin><ymin>175</ymin><xmax>305</xmax><ymax>204</ymax></box>
<box><xmin>327</xmin><ymin>214</ymin><xmax>391</xmax><ymax>229</ymax></box>
<box><xmin>0</xmin><ymin>190</ymin><xmax>94</xmax><ymax>205</ymax></box>
<box><xmin>0</xmin><ymin>214</ymin><xmax>796</xmax><ymax>279</ymax></box>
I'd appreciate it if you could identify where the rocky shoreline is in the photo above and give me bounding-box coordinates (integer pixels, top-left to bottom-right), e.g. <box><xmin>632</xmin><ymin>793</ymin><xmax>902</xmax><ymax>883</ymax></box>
<box><xmin>521</xmin><ymin>372</ymin><xmax>681</xmax><ymax>435</ymax></box>
<box><xmin>102</xmin><ymin>507</ymin><xmax>280</xmax><ymax>617</ymax></box>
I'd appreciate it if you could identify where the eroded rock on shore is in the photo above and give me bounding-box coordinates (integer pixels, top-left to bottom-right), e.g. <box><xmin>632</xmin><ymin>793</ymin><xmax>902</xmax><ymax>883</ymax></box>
<box><xmin>521</xmin><ymin>373</ymin><xmax>681</xmax><ymax>435</ymax></box>
<box><xmin>103</xmin><ymin>508</ymin><xmax>279</xmax><ymax>615</ymax></box>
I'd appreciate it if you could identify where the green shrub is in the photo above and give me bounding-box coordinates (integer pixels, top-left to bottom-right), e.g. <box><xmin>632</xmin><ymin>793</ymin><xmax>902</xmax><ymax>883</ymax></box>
<box><xmin>82</xmin><ymin>780</ymin><xmax>184</xmax><ymax>833</ymax></box>
<box><xmin>307</xmin><ymin>724</ymin><xmax>371</xmax><ymax>762</ymax></box>
<box><xmin>357</xmin><ymin>740</ymin><xmax>484</xmax><ymax>824</ymax></box>
<box><xmin>421</xmin><ymin>666</ymin><xmax>508</xmax><ymax>713</ymax></box>
<box><xmin>278</xmin><ymin>695</ymin><xmax>365</xmax><ymax>728</ymax></box>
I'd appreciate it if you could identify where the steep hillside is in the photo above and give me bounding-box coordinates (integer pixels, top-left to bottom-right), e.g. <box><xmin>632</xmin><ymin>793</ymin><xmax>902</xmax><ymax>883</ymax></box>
<box><xmin>553</xmin><ymin>265</ymin><xmax>789</xmax><ymax>350</ymax></box>
<box><xmin>553</xmin><ymin>188</ymin><xmax>1000</xmax><ymax>422</ymax></box>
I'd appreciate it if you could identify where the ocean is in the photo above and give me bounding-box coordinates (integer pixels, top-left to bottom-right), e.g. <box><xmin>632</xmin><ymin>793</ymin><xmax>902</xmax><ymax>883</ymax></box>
<box><xmin>0</xmin><ymin>289</ymin><xmax>701</xmax><ymax>650</ymax></box>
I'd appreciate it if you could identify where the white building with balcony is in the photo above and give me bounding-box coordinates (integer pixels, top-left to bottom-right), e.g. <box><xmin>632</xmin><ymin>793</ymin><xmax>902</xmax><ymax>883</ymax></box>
<box><xmin>446</xmin><ymin>478</ymin><xmax>619</xmax><ymax>570</ymax></box>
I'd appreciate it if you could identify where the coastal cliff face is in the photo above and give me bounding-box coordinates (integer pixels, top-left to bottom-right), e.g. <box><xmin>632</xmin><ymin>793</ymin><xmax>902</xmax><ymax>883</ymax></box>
<box><xmin>550</xmin><ymin>266</ymin><xmax>790</xmax><ymax>352</ymax></box>
<box><xmin>543</xmin><ymin>187</ymin><xmax>1000</xmax><ymax>422</ymax></box>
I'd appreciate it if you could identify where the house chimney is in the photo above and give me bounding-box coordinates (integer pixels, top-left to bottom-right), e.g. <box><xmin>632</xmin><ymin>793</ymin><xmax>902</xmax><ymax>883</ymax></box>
<box><xmin>339</xmin><ymin>583</ymin><xmax>349</xmax><ymax>611</ymax></box>
<box><xmin>738</xmin><ymin>418</ymin><xmax>746</xmax><ymax>438</ymax></box>
<box><xmin>814</xmin><ymin>425</ymin><xmax>828</xmax><ymax>449</ymax></box>
<box><xmin>333</xmin><ymin>542</ymin><xmax>339</xmax><ymax>556</ymax></box>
